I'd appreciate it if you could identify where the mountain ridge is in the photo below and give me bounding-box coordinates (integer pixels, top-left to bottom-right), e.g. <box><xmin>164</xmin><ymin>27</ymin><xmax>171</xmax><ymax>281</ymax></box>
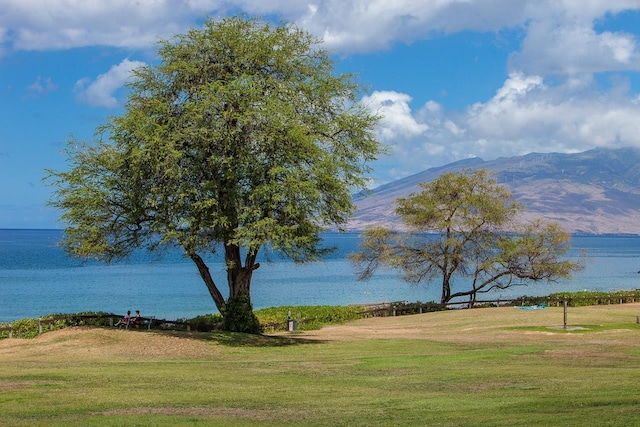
<box><xmin>349</xmin><ymin>147</ymin><xmax>640</xmax><ymax>235</ymax></box>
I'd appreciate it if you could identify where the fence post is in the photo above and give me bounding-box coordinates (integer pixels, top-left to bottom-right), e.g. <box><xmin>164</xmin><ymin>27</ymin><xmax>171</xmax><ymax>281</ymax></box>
<box><xmin>38</xmin><ymin>318</ymin><xmax>43</xmax><ymax>335</ymax></box>
<box><xmin>563</xmin><ymin>300</ymin><xmax>568</xmax><ymax>330</ymax></box>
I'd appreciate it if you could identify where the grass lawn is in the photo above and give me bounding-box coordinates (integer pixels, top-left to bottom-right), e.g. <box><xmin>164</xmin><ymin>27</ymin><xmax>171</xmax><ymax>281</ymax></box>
<box><xmin>1</xmin><ymin>304</ymin><xmax>639</xmax><ymax>426</ymax></box>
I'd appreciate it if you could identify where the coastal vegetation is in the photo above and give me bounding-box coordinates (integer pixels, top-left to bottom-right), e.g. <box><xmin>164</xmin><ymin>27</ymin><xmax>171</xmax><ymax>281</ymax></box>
<box><xmin>45</xmin><ymin>16</ymin><xmax>381</xmax><ymax>333</ymax></box>
<box><xmin>351</xmin><ymin>170</ymin><xmax>584</xmax><ymax>305</ymax></box>
<box><xmin>1</xmin><ymin>303</ymin><xmax>639</xmax><ymax>426</ymax></box>
<box><xmin>2</xmin><ymin>290</ymin><xmax>638</xmax><ymax>339</ymax></box>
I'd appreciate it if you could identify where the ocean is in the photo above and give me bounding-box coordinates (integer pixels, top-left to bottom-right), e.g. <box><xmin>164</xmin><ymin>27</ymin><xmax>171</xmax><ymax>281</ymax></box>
<box><xmin>1</xmin><ymin>229</ymin><xmax>639</xmax><ymax>322</ymax></box>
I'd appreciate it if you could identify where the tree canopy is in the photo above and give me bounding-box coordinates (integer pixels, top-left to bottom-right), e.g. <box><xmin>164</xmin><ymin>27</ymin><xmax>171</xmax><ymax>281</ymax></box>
<box><xmin>350</xmin><ymin>170</ymin><xmax>583</xmax><ymax>305</ymax></box>
<box><xmin>46</xmin><ymin>16</ymin><xmax>381</xmax><ymax>333</ymax></box>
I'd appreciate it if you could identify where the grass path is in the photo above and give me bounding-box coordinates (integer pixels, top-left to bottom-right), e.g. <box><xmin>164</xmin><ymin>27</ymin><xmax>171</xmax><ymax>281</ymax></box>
<box><xmin>1</xmin><ymin>304</ymin><xmax>639</xmax><ymax>426</ymax></box>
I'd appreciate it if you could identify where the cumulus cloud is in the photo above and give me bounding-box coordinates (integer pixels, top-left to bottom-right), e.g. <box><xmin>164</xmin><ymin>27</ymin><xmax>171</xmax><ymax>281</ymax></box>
<box><xmin>3</xmin><ymin>1</ymin><xmax>640</xmax><ymax>81</ymax></box>
<box><xmin>296</xmin><ymin>0</ymin><xmax>530</xmax><ymax>53</ymax></box>
<box><xmin>1</xmin><ymin>0</ymin><xmax>201</xmax><ymax>51</ymax></box>
<box><xmin>361</xmin><ymin>91</ymin><xmax>429</xmax><ymax>142</ymax></box>
<box><xmin>0</xmin><ymin>1</ymin><xmax>634</xmax><ymax>56</ymax></box>
<box><xmin>0</xmin><ymin>0</ymin><xmax>305</xmax><ymax>53</ymax></box>
<box><xmin>510</xmin><ymin>20</ymin><xmax>640</xmax><ymax>76</ymax></box>
<box><xmin>75</xmin><ymin>58</ymin><xmax>145</xmax><ymax>108</ymax></box>
<box><xmin>465</xmin><ymin>72</ymin><xmax>640</xmax><ymax>151</ymax></box>
<box><xmin>368</xmin><ymin>72</ymin><xmax>640</xmax><ymax>184</ymax></box>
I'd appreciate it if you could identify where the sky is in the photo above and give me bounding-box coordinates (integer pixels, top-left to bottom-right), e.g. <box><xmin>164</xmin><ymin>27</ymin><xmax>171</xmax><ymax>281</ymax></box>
<box><xmin>2</xmin><ymin>1</ymin><xmax>640</xmax><ymax>229</ymax></box>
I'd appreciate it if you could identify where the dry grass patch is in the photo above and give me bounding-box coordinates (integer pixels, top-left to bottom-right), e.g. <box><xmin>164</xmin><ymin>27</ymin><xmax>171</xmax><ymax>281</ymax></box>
<box><xmin>0</xmin><ymin>327</ymin><xmax>220</xmax><ymax>361</ymax></box>
<box><xmin>294</xmin><ymin>303</ymin><xmax>640</xmax><ymax>344</ymax></box>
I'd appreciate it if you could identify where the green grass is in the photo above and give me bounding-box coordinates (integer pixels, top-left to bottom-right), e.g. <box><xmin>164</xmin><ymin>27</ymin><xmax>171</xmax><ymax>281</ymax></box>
<box><xmin>1</xmin><ymin>305</ymin><xmax>640</xmax><ymax>426</ymax></box>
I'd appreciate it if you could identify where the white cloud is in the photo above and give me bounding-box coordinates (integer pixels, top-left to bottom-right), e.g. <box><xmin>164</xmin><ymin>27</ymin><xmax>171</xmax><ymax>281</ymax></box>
<box><xmin>510</xmin><ymin>20</ymin><xmax>640</xmax><ymax>76</ymax></box>
<box><xmin>25</xmin><ymin>76</ymin><xmax>57</xmax><ymax>97</ymax></box>
<box><xmin>297</xmin><ymin>0</ymin><xmax>531</xmax><ymax>53</ymax></box>
<box><xmin>1</xmin><ymin>0</ymin><xmax>200</xmax><ymax>51</ymax></box>
<box><xmin>75</xmin><ymin>58</ymin><xmax>145</xmax><ymax>108</ymax></box>
<box><xmin>1</xmin><ymin>1</ymin><xmax>635</xmax><ymax>56</ymax></box>
<box><xmin>362</xmin><ymin>91</ymin><xmax>429</xmax><ymax>143</ymax></box>
<box><xmin>370</xmin><ymin>73</ymin><xmax>640</xmax><ymax>184</ymax></box>
<box><xmin>0</xmin><ymin>0</ymin><xmax>305</xmax><ymax>53</ymax></box>
<box><xmin>465</xmin><ymin>73</ymin><xmax>640</xmax><ymax>149</ymax></box>
<box><xmin>2</xmin><ymin>1</ymin><xmax>640</xmax><ymax>83</ymax></box>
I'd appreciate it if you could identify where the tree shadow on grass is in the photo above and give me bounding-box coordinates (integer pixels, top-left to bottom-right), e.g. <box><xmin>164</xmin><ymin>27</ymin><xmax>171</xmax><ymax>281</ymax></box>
<box><xmin>146</xmin><ymin>329</ymin><xmax>327</xmax><ymax>347</ymax></box>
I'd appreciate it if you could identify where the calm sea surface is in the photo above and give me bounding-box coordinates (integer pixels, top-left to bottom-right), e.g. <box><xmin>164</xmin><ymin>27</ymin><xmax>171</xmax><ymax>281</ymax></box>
<box><xmin>1</xmin><ymin>229</ymin><xmax>639</xmax><ymax>322</ymax></box>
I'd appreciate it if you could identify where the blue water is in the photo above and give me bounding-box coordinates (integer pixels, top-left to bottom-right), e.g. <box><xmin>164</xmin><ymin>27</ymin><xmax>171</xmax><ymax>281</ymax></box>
<box><xmin>1</xmin><ymin>229</ymin><xmax>639</xmax><ymax>322</ymax></box>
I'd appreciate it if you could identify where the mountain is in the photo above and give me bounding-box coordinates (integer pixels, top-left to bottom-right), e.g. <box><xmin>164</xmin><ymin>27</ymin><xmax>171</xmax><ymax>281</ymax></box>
<box><xmin>348</xmin><ymin>147</ymin><xmax>640</xmax><ymax>235</ymax></box>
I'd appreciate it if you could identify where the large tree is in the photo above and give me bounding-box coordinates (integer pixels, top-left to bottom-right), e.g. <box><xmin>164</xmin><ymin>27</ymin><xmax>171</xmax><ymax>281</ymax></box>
<box><xmin>350</xmin><ymin>170</ymin><xmax>583</xmax><ymax>305</ymax></box>
<box><xmin>46</xmin><ymin>16</ymin><xmax>381</xmax><ymax>333</ymax></box>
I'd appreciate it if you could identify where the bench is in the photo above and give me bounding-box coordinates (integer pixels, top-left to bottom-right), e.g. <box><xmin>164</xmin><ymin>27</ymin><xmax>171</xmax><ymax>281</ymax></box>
<box><xmin>29</xmin><ymin>314</ymin><xmax>191</xmax><ymax>335</ymax></box>
<box><xmin>125</xmin><ymin>316</ymin><xmax>155</xmax><ymax>330</ymax></box>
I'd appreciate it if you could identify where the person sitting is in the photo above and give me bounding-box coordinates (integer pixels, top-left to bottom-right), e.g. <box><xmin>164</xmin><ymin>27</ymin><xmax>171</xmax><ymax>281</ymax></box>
<box><xmin>115</xmin><ymin>310</ymin><xmax>131</xmax><ymax>328</ymax></box>
<box><xmin>132</xmin><ymin>310</ymin><xmax>142</xmax><ymax>328</ymax></box>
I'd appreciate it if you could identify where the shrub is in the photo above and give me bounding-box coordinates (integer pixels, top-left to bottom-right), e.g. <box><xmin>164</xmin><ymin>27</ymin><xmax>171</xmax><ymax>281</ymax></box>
<box><xmin>256</xmin><ymin>305</ymin><xmax>364</xmax><ymax>331</ymax></box>
<box><xmin>184</xmin><ymin>314</ymin><xmax>223</xmax><ymax>332</ymax></box>
<box><xmin>8</xmin><ymin>318</ymin><xmax>40</xmax><ymax>339</ymax></box>
<box><xmin>222</xmin><ymin>296</ymin><xmax>263</xmax><ymax>334</ymax></box>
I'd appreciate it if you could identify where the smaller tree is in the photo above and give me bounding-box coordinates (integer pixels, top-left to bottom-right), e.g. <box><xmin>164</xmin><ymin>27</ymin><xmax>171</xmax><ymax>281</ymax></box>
<box><xmin>350</xmin><ymin>169</ymin><xmax>584</xmax><ymax>305</ymax></box>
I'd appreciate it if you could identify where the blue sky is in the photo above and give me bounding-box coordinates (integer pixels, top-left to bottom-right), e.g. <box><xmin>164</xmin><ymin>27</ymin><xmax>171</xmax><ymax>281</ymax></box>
<box><xmin>2</xmin><ymin>1</ymin><xmax>640</xmax><ymax>229</ymax></box>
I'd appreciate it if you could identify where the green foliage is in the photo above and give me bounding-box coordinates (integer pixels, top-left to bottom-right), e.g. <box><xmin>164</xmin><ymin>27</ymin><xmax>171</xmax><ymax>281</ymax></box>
<box><xmin>222</xmin><ymin>295</ymin><xmax>263</xmax><ymax>334</ymax></box>
<box><xmin>0</xmin><ymin>312</ymin><xmax>116</xmax><ymax>339</ymax></box>
<box><xmin>55</xmin><ymin>311</ymin><xmax>115</xmax><ymax>327</ymax></box>
<box><xmin>5</xmin><ymin>318</ymin><xmax>40</xmax><ymax>339</ymax></box>
<box><xmin>548</xmin><ymin>290</ymin><xmax>640</xmax><ymax>306</ymax></box>
<box><xmin>45</xmin><ymin>16</ymin><xmax>382</xmax><ymax>328</ymax></box>
<box><xmin>352</xmin><ymin>169</ymin><xmax>584</xmax><ymax>304</ymax></box>
<box><xmin>184</xmin><ymin>313</ymin><xmax>223</xmax><ymax>332</ymax></box>
<box><xmin>2</xmin><ymin>290</ymin><xmax>638</xmax><ymax>340</ymax></box>
<box><xmin>511</xmin><ymin>290</ymin><xmax>640</xmax><ymax>307</ymax></box>
<box><xmin>391</xmin><ymin>301</ymin><xmax>446</xmax><ymax>315</ymax></box>
<box><xmin>255</xmin><ymin>305</ymin><xmax>364</xmax><ymax>331</ymax></box>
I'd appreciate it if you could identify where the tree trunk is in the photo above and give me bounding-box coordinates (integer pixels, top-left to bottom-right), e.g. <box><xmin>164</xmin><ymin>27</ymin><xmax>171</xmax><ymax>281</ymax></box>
<box><xmin>441</xmin><ymin>288</ymin><xmax>451</xmax><ymax>305</ymax></box>
<box><xmin>222</xmin><ymin>243</ymin><xmax>262</xmax><ymax>334</ymax></box>
<box><xmin>188</xmin><ymin>244</ymin><xmax>262</xmax><ymax>334</ymax></box>
<box><xmin>441</xmin><ymin>274</ymin><xmax>451</xmax><ymax>305</ymax></box>
<box><xmin>189</xmin><ymin>253</ymin><xmax>226</xmax><ymax>313</ymax></box>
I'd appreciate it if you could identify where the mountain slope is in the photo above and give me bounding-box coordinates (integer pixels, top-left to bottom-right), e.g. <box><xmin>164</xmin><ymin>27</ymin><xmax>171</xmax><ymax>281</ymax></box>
<box><xmin>349</xmin><ymin>147</ymin><xmax>640</xmax><ymax>235</ymax></box>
